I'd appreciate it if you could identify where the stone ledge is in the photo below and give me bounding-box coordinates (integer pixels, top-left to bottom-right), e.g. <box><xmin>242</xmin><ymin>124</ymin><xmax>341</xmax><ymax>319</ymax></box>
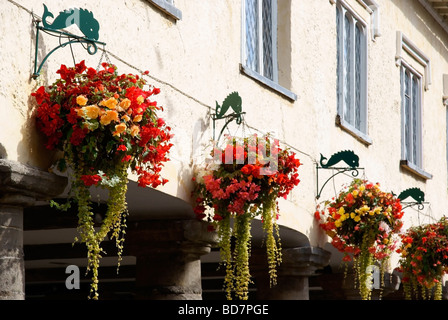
<box><xmin>0</xmin><ymin>159</ymin><xmax>67</xmax><ymax>205</ymax></box>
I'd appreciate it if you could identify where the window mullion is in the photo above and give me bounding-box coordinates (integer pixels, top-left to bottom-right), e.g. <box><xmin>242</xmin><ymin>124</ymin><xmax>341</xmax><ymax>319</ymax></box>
<box><xmin>257</xmin><ymin>0</ymin><xmax>264</xmax><ymax>77</ymax></box>
<box><xmin>271</xmin><ymin>0</ymin><xmax>278</xmax><ymax>83</ymax></box>
<box><xmin>350</xmin><ymin>18</ymin><xmax>356</xmax><ymax>125</ymax></box>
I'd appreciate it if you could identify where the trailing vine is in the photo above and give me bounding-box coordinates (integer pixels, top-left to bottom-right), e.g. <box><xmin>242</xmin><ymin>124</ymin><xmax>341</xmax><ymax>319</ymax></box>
<box><xmin>315</xmin><ymin>178</ymin><xmax>404</xmax><ymax>300</ymax></box>
<box><xmin>397</xmin><ymin>216</ymin><xmax>448</xmax><ymax>300</ymax></box>
<box><xmin>31</xmin><ymin>60</ymin><xmax>173</xmax><ymax>299</ymax></box>
<box><xmin>192</xmin><ymin>134</ymin><xmax>301</xmax><ymax>300</ymax></box>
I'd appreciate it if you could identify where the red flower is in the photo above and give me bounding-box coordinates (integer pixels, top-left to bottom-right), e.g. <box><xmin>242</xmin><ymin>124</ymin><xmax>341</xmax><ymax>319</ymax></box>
<box><xmin>69</xmin><ymin>125</ymin><xmax>88</xmax><ymax>146</ymax></box>
<box><xmin>117</xmin><ymin>145</ymin><xmax>127</xmax><ymax>152</ymax></box>
<box><xmin>80</xmin><ymin>174</ymin><xmax>102</xmax><ymax>186</ymax></box>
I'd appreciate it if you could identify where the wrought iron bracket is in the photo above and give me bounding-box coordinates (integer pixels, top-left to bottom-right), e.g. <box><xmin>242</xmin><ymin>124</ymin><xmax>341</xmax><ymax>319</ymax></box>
<box><xmin>396</xmin><ymin>188</ymin><xmax>427</xmax><ymax>210</ymax></box>
<box><xmin>32</xmin><ymin>4</ymin><xmax>105</xmax><ymax>79</ymax></box>
<box><xmin>316</xmin><ymin>150</ymin><xmax>363</xmax><ymax>199</ymax></box>
<box><xmin>212</xmin><ymin>92</ymin><xmax>246</xmax><ymax>142</ymax></box>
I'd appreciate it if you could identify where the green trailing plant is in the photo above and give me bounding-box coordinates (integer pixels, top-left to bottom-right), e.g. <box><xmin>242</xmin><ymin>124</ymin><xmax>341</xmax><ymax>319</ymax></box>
<box><xmin>315</xmin><ymin>179</ymin><xmax>404</xmax><ymax>300</ymax></box>
<box><xmin>31</xmin><ymin>60</ymin><xmax>173</xmax><ymax>299</ymax></box>
<box><xmin>192</xmin><ymin>134</ymin><xmax>301</xmax><ymax>300</ymax></box>
<box><xmin>397</xmin><ymin>216</ymin><xmax>448</xmax><ymax>300</ymax></box>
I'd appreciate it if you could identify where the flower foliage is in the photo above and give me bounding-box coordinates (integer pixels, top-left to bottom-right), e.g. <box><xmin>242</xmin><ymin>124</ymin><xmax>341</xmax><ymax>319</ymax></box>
<box><xmin>315</xmin><ymin>178</ymin><xmax>404</xmax><ymax>299</ymax></box>
<box><xmin>31</xmin><ymin>60</ymin><xmax>173</xmax><ymax>299</ymax></box>
<box><xmin>192</xmin><ymin>134</ymin><xmax>301</xmax><ymax>300</ymax></box>
<box><xmin>397</xmin><ymin>217</ymin><xmax>448</xmax><ymax>300</ymax></box>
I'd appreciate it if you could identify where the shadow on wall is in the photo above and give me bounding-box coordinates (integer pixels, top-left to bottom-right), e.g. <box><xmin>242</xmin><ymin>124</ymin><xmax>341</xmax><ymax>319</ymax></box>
<box><xmin>0</xmin><ymin>144</ymin><xmax>6</xmax><ymax>159</ymax></box>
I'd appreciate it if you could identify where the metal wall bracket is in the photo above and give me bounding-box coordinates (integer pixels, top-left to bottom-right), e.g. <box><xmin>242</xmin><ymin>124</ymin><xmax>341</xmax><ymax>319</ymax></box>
<box><xmin>212</xmin><ymin>92</ymin><xmax>246</xmax><ymax>142</ymax></box>
<box><xmin>396</xmin><ymin>188</ymin><xmax>427</xmax><ymax>210</ymax></box>
<box><xmin>32</xmin><ymin>4</ymin><xmax>105</xmax><ymax>79</ymax></box>
<box><xmin>316</xmin><ymin>150</ymin><xmax>363</xmax><ymax>199</ymax></box>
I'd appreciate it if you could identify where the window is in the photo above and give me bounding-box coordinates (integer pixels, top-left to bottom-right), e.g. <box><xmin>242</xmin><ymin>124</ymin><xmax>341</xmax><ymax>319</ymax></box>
<box><xmin>400</xmin><ymin>64</ymin><xmax>422</xmax><ymax>168</ymax></box>
<box><xmin>396</xmin><ymin>32</ymin><xmax>432</xmax><ymax>180</ymax></box>
<box><xmin>243</xmin><ymin>0</ymin><xmax>277</xmax><ymax>81</ymax></box>
<box><xmin>147</xmin><ymin>0</ymin><xmax>182</xmax><ymax>20</ymax></box>
<box><xmin>336</xmin><ymin>2</ymin><xmax>370</xmax><ymax>144</ymax></box>
<box><xmin>241</xmin><ymin>0</ymin><xmax>296</xmax><ymax>100</ymax></box>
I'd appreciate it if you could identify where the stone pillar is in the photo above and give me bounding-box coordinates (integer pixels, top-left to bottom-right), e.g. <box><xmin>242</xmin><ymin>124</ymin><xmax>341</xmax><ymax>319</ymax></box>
<box><xmin>253</xmin><ymin>246</ymin><xmax>330</xmax><ymax>300</ymax></box>
<box><xmin>126</xmin><ymin>219</ymin><xmax>217</xmax><ymax>300</ymax></box>
<box><xmin>0</xmin><ymin>159</ymin><xmax>67</xmax><ymax>300</ymax></box>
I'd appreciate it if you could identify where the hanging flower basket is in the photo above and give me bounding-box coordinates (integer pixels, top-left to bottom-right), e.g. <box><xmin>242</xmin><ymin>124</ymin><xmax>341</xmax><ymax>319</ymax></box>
<box><xmin>31</xmin><ymin>60</ymin><xmax>173</xmax><ymax>299</ymax></box>
<box><xmin>192</xmin><ymin>134</ymin><xmax>301</xmax><ymax>300</ymax></box>
<box><xmin>396</xmin><ymin>216</ymin><xmax>448</xmax><ymax>300</ymax></box>
<box><xmin>315</xmin><ymin>178</ymin><xmax>404</xmax><ymax>300</ymax></box>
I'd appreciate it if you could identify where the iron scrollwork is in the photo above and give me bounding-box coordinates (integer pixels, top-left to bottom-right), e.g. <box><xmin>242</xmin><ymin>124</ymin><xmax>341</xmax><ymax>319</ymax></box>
<box><xmin>316</xmin><ymin>150</ymin><xmax>363</xmax><ymax>199</ymax></box>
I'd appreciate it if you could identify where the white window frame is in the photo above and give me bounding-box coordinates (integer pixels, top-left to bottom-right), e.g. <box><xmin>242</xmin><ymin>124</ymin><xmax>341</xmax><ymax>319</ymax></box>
<box><xmin>240</xmin><ymin>0</ymin><xmax>297</xmax><ymax>101</ymax></box>
<box><xmin>242</xmin><ymin>0</ymin><xmax>278</xmax><ymax>82</ymax></box>
<box><xmin>147</xmin><ymin>0</ymin><xmax>182</xmax><ymax>20</ymax></box>
<box><xmin>396</xmin><ymin>32</ymin><xmax>432</xmax><ymax>180</ymax></box>
<box><xmin>400</xmin><ymin>63</ymin><xmax>423</xmax><ymax>167</ymax></box>
<box><xmin>335</xmin><ymin>1</ymin><xmax>371</xmax><ymax>145</ymax></box>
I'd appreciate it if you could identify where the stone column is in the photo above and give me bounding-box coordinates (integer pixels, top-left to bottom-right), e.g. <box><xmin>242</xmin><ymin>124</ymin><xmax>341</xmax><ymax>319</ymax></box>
<box><xmin>0</xmin><ymin>159</ymin><xmax>67</xmax><ymax>300</ymax></box>
<box><xmin>126</xmin><ymin>219</ymin><xmax>217</xmax><ymax>300</ymax></box>
<box><xmin>253</xmin><ymin>246</ymin><xmax>331</xmax><ymax>300</ymax></box>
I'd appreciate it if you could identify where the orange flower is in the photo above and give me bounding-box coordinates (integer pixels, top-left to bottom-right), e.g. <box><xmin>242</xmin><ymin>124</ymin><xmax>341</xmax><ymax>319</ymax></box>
<box><xmin>100</xmin><ymin>110</ymin><xmax>119</xmax><ymax>125</ymax></box>
<box><xmin>76</xmin><ymin>95</ymin><xmax>88</xmax><ymax>106</ymax></box>
<box><xmin>130</xmin><ymin>125</ymin><xmax>140</xmax><ymax>137</ymax></box>
<box><xmin>100</xmin><ymin>97</ymin><xmax>118</xmax><ymax>109</ymax></box>
<box><xmin>119</xmin><ymin>98</ymin><xmax>131</xmax><ymax>110</ymax></box>
<box><xmin>81</xmin><ymin>105</ymin><xmax>100</xmax><ymax>119</ymax></box>
<box><xmin>137</xmin><ymin>95</ymin><xmax>144</xmax><ymax>104</ymax></box>
<box><xmin>133</xmin><ymin>114</ymin><xmax>143</xmax><ymax>122</ymax></box>
<box><xmin>113</xmin><ymin>123</ymin><xmax>127</xmax><ymax>136</ymax></box>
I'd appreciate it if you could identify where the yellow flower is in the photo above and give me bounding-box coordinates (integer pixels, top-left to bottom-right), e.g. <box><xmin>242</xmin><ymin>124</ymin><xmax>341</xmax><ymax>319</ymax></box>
<box><xmin>81</xmin><ymin>105</ymin><xmax>100</xmax><ymax>119</ymax></box>
<box><xmin>100</xmin><ymin>110</ymin><xmax>119</xmax><ymax>125</ymax></box>
<box><xmin>335</xmin><ymin>220</ymin><xmax>342</xmax><ymax>228</ymax></box>
<box><xmin>359</xmin><ymin>185</ymin><xmax>365</xmax><ymax>192</ymax></box>
<box><xmin>120</xmin><ymin>98</ymin><xmax>131</xmax><ymax>110</ymax></box>
<box><xmin>360</xmin><ymin>205</ymin><xmax>370</xmax><ymax>212</ymax></box>
<box><xmin>352</xmin><ymin>190</ymin><xmax>359</xmax><ymax>197</ymax></box>
<box><xmin>133</xmin><ymin>114</ymin><xmax>143</xmax><ymax>122</ymax></box>
<box><xmin>122</xmin><ymin>114</ymin><xmax>131</xmax><ymax>122</ymax></box>
<box><xmin>130</xmin><ymin>125</ymin><xmax>140</xmax><ymax>137</ymax></box>
<box><xmin>76</xmin><ymin>95</ymin><xmax>88</xmax><ymax>106</ymax></box>
<box><xmin>113</xmin><ymin>123</ymin><xmax>127</xmax><ymax>136</ymax></box>
<box><xmin>100</xmin><ymin>97</ymin><xmax>118</xmax><ymax>109</ymax></box>
<box><xmin>338</xmin><ymin>207</ymin><xmax>345</xmax><ymax>215</ymax></box>
<box><xmin>354</xmin><ymin>216</ymin><xmax>361</xmax><ymax>222</ymax></box>
<box><xmin>350</xmin><ymin>212</ymin><xmax>356</xmax><ymax>219</ymax></box>
<box><xmin>137</xmin><ymin>95</ymin><xmax>144</xmax><ymax>104</ymax></box>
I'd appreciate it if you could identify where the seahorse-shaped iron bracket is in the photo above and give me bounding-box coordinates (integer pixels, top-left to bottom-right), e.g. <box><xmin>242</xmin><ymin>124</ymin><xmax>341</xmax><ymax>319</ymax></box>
<box><xmin>213</xmin><ymin>92</ymin><xmax>245</xmax><ymax>142</ymax></box>
<box><xmin>42</xmin><ymin>4</ymin><xmax>100</xmax><ymax>41</ymax></box>
<box><xmin>319</xmin><ymin>150</ymin><xmax>359</xmax><ymax>169</ymax></box>
<box><xmin>215</xmin><ymin>92</ymin><xmax>243</xmax><ymax>122</ymax></box>
<box><xmin>398</xmin><ymin>188</ymin><xmax>425</xmax><ymax>204</ymax></box>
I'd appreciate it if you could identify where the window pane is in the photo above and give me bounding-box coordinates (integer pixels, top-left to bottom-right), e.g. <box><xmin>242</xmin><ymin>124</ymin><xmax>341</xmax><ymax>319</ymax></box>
<box><xmin>245</xmin><ymin>0</ymin><xmax>259</xmax><ymax>73</ymax></box>
<box><xmin>412</xmin><ymin>76</ymin><xmax>419</xmax><ymax>165</ymax></box>
<box><xmin>355</xmin><ymin>23</ymin><xmax>363</xmax><ymax>131</ymax></box>
<box><xmin>262</xmin><ymin>0</ymin><xmax>273</xmax><ymax>80</ymax></box>
<box><xmin>404</xmin><ymin>71</ymin><xmax>412</xmax><ymax>163</ymax></box>
<box><xmin>343</xmin><ymin>14</ymin><xmax>352</xmax><ymax>124</ymax></box>
<box><xmin>336</xmin><ymin>6</ymin><xmax>341</xmax><ymax>111</ymax></box>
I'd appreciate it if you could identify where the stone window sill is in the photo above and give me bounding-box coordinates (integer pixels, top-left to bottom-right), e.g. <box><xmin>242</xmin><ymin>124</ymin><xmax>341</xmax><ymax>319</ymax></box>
<box><xmin>336</xmin><ymin>115</ymin><xmax>373</xmax><ymax>146</ymax></box>
<box><xmin>147</xmin><ymin>0</ymin><xmax>182</xmax><ymax>20</ymax></box>
<box><xmin>240</xmin><ymin>64</ymin><xmax>297</xmax><ymax>101</ymax></box>
<box><xmin>400</xmin><ymin>160</ymin><xmax>432</xmax><ymax>180</ymax></box>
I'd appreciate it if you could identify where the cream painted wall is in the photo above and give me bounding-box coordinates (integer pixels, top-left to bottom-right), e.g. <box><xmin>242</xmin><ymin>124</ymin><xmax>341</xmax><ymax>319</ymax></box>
<box><xmin>3</xmin><ymin>0</ymin><xmax>448</xmax><ymax>271</ymax></box>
